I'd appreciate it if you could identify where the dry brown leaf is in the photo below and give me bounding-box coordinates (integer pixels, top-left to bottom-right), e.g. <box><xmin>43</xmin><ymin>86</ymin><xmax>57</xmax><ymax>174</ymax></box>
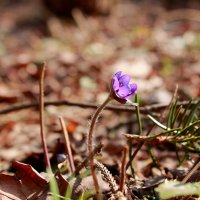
<box><xmin>0</xmin><ymin>161</ymin><xmax>48</xmax><ymax>200</ymax></box>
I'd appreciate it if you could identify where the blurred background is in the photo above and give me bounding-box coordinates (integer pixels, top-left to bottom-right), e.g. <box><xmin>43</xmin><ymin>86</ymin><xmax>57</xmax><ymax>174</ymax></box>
<box><xmin>0</xmin><ymin>0</ymin><xmax>199</xmax><ymax>170</ymax></box>
<box><xmin>0</xmin><ymin>0</ymin><xmax>199</xmax><ymax>105</ymax></box>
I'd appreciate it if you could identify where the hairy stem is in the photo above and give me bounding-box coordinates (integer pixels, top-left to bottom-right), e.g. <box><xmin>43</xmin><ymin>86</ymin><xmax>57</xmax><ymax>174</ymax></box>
<box><xmin>88</xmin><ymin>95</ymin><xmax>112</xmax><ymax>200</ymax></box>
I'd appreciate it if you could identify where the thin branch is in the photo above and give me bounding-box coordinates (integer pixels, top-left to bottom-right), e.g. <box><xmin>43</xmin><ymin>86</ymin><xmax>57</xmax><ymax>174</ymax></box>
<box><xmin>0</xmin><ymin>100</ymin><xmax>198</xmax><ymax>115</ymax></box>
<box><xmin>182</xmin><ymin>157</ymin><xmax>200</xmax><ymax>184</ymax></box>
<box><xmin>59</xmin><ymin>116</ymin><xmax>75</xmax><ymax>173</ymax></box>
<box><xmin>39</xmin><ymin>63</ymin><xmax>51</xmax><ymax>171</ymax></box>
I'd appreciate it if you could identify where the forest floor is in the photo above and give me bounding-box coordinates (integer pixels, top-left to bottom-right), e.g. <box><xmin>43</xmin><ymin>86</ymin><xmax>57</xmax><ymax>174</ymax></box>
<box><xmin>0</xmin><ymin>0</ymin><xmax>199</xmax><ymax>199</ymax></box>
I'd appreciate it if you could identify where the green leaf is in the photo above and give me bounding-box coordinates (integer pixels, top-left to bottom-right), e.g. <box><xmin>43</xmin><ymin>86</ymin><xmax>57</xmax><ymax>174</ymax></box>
<box><xmin>155</xmin><ymin>180</ymin><xmax>200</xmax><ymax>199</ymax></box>
<box><xmin>178</xmin><ymin>100</ymin><xmax>192</xmax><ymax>128</ymax></box>
<box><xmin>77</xmin><ymin>190</ymin><xmax>94</xmax><ymax>200</ymax></box>
<box><xmin>147</xmin><ymin>115</ymin><xmax>168</xmax><ymax>130</ymax></box>
<box><xmin>64</xmin><ymin>184</ymin><xmax>72</xmax><ymax>200</ymax></box>
<box><xmin>48</xmin><ymin>173</ymin><xmax>60</xmax><ymax>200</ymax></box>
<box><xmin>171</xmin><ymin>105</ymin><xmax>182</xmax><ymax>128</ymax></box>
<box><xmin>168</xmin><ymin>99</ymin><xmax>178</xmax><ymax>128</ymax></box>
<box><xmin>177</xmin><ymin>120</ymin><xmax>200</xmax><ymax>136</ymax></box>
<box><xmin>184</xmin><ymin>100</ymin><xmax>200</xmax><ymax>128</ymax></box>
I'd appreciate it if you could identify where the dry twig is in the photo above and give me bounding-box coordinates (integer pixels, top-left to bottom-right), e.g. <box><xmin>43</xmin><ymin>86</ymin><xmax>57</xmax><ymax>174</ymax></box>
<box><xmin>59</xmin><ymin>116</ymin><xmax>75</xmax><ymax>173</ymax></box>
<box><xmin>119</xmin><ymin>146</ymin><xmax>128</xmax><ymax>193</ymax></box>
<box><xmin>39</xmin><ymin>63</ymin><xmax>51</xmax><ymax>171</ymax></box>
<box><xmin>182</xmin><ymin>157</ymin><xmax>200</xmax><ymax>184</ymax></box>
<box><xmin>0</xmin><ymin>100</ymin><xmax>197</xmax><ymax>115</ymax></box>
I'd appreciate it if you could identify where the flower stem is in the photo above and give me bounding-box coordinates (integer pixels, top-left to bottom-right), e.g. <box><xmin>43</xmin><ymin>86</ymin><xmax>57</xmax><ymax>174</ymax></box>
<box><xmin>88</xmin><ymin>95</ymin><xmax>112</xmax><ymax>200</ymax></box>
<box><xmin>135</xmin><ymin>94</ymin><xmax>142</xmax><ymax>135</ymax></box>
<box><xmin>127</xmin><ymin>94</ymin><xmax>141</xmax><ymax>177</ymax></box>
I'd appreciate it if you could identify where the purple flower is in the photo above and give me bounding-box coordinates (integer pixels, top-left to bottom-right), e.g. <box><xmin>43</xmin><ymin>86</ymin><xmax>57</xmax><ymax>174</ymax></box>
<box><xmin>111</xmin><ymin>71</ymin><xmax>137</xmax><ymax>104</ymax></box>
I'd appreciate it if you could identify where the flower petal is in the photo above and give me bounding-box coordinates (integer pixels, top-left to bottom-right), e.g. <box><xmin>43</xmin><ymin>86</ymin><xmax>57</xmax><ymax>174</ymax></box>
<box><xmin>125</xmin><ymin>92</ymin><xmax>136</xmax><ymax>99</ymax></box>
<box><xmin>129</xmin><ymin>83</ymin><xmax>137</xmax><ymax>93</ymax></box>
<box><xmin>116</xmin><ymin>85</ymin><xmax>130</xmax><ymax>98</ymax></box>
<box><xmin>112</xmin><ymin>77</ymin><xmax>119</xmax><ymax>90</ymax></box>
<box><xmin>125</xmin><ymin>84</ymin><xmax>137</xmax><ymax>99</ymax></box>
<box><xmin>119</xmin><ymin>75</ymin><xmax>130</xmax><ymax>86</ymax></box>
<box><xmin>114</xmin><ymin>71</ymin><xmax>122</xmax><ymax>79</ymax></box>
